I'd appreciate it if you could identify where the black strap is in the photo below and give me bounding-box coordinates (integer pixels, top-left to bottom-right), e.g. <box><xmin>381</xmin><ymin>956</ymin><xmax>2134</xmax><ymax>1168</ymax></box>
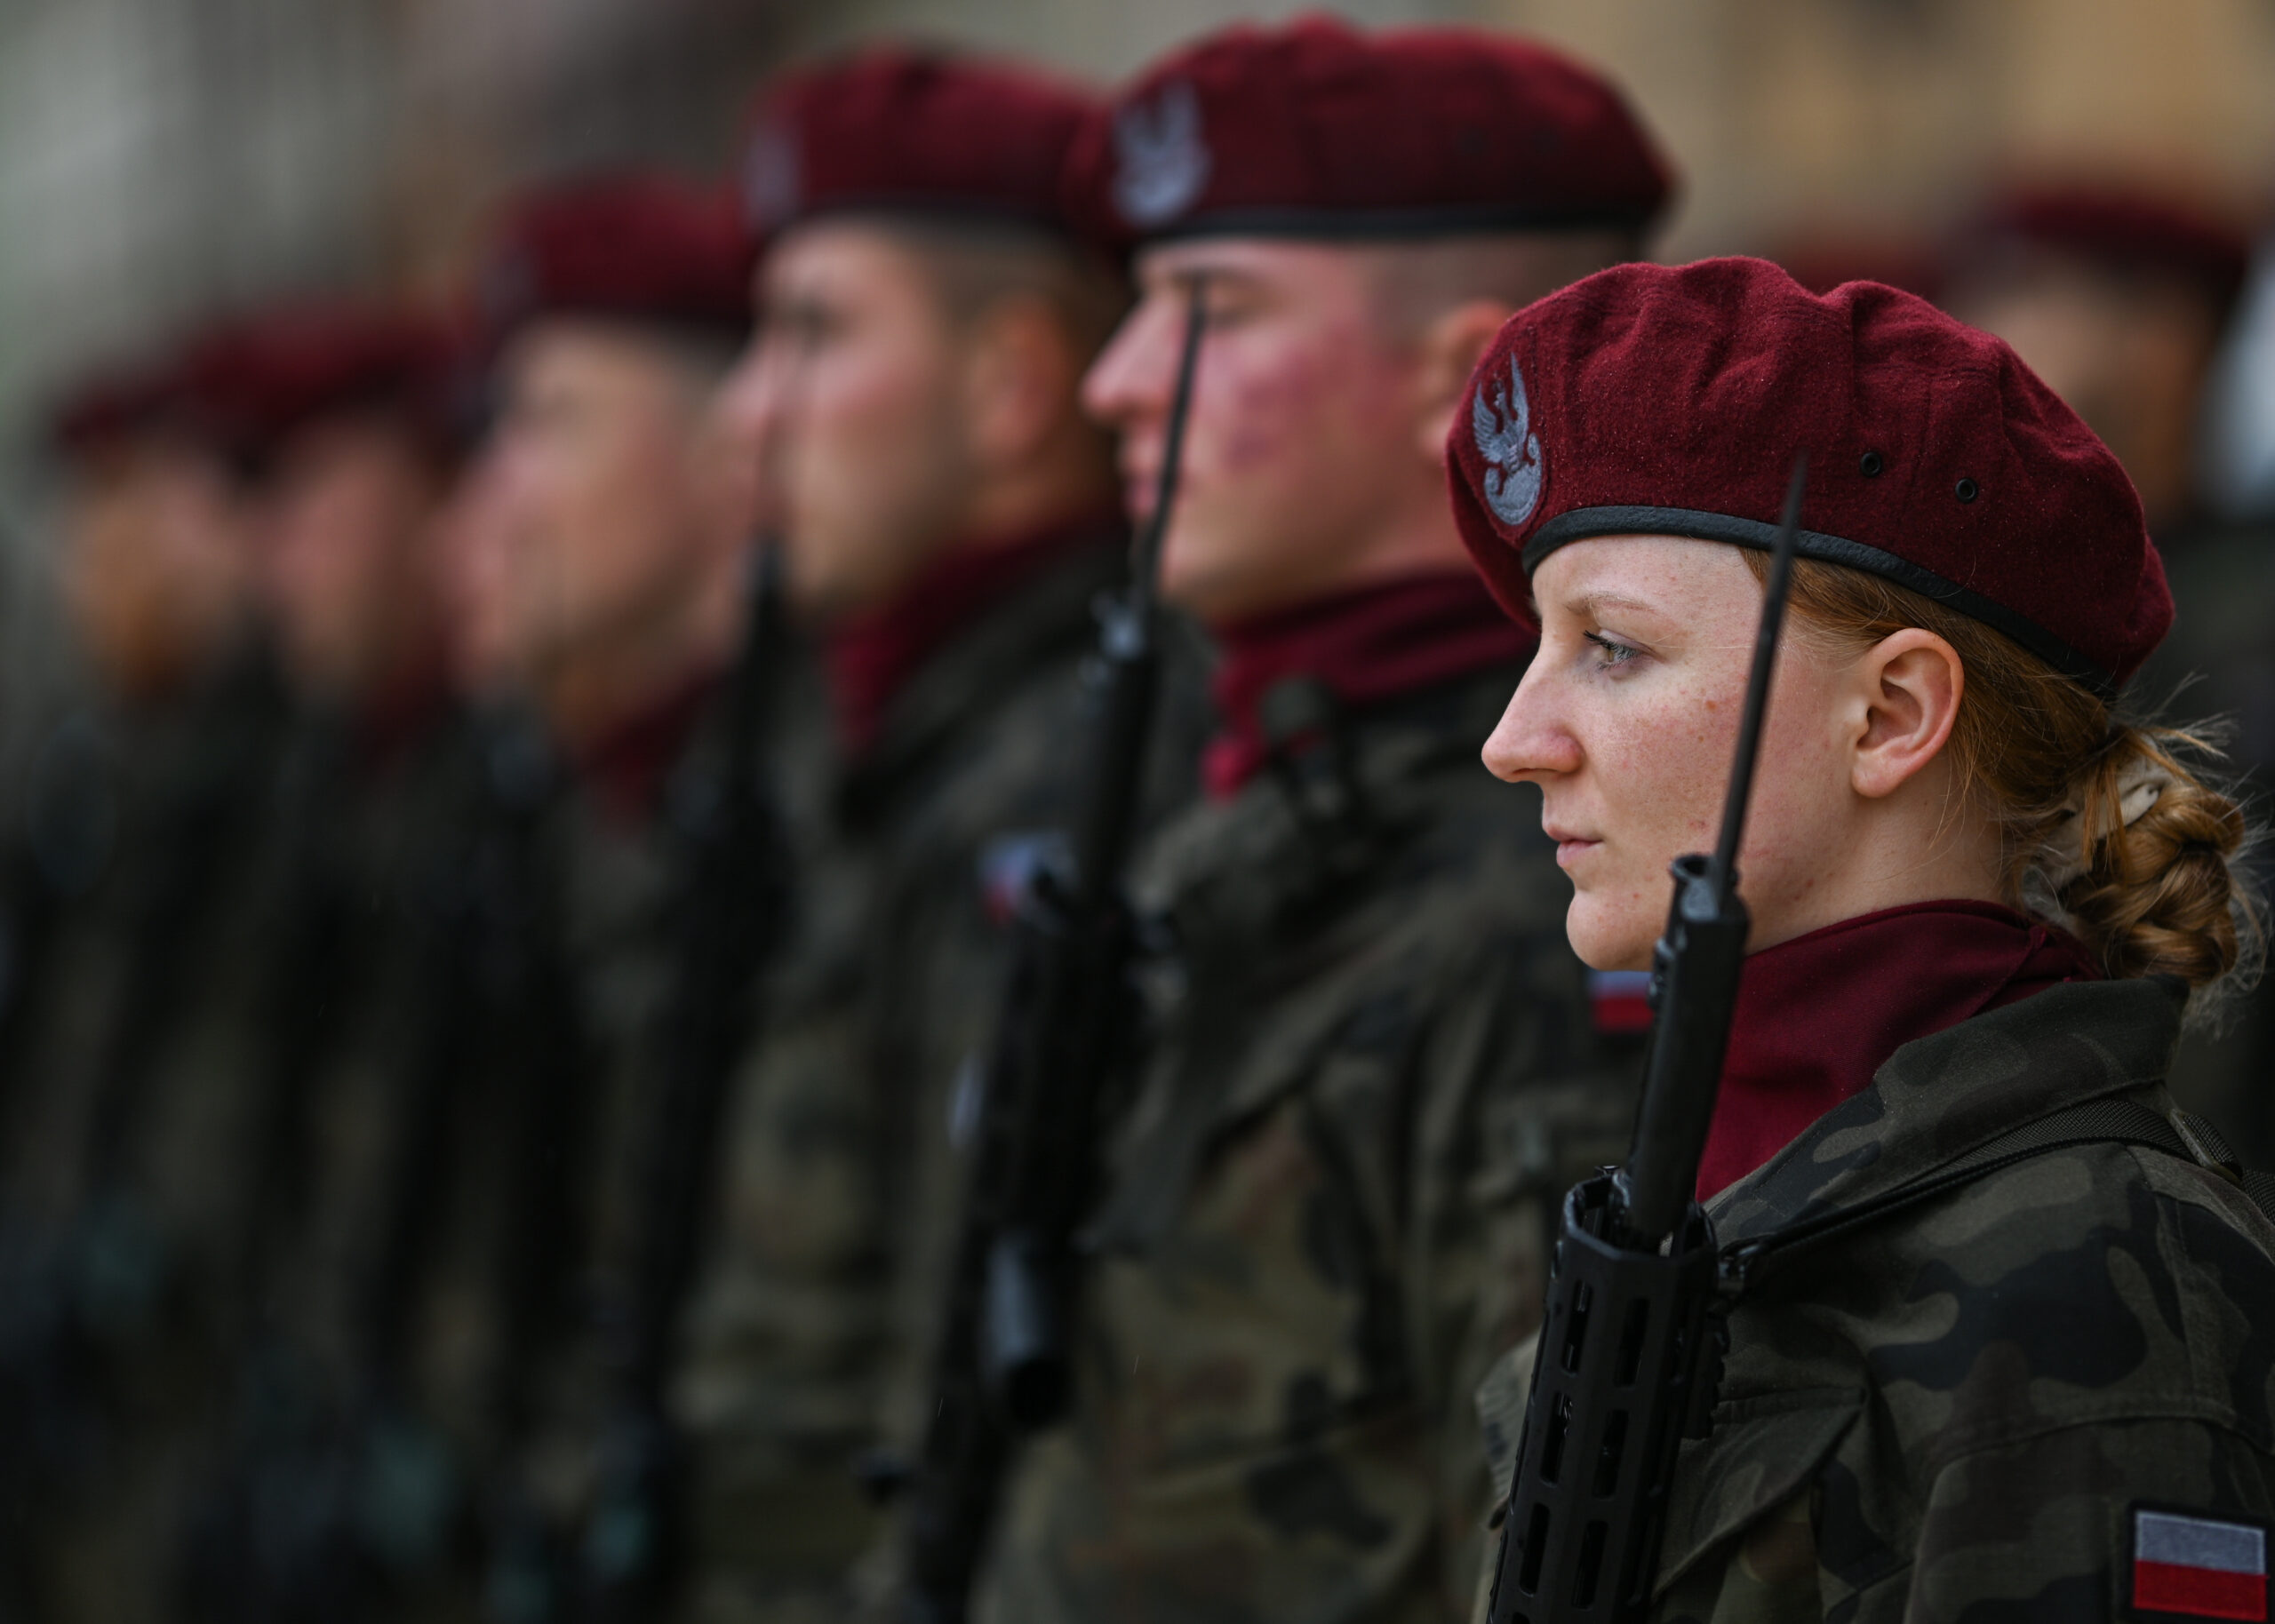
<box><xmin>1724</xmin><ymin>1096</ymin><xmax>2275</xmax><ymax>1291</ymax></box>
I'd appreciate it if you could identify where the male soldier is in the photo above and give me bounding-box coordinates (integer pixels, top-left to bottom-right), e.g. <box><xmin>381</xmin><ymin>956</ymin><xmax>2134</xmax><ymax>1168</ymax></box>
<box><xmin>1943</xmin><ymin>186</ymin><xmax>2275</xmax><ymax>1159</ymax></box>
<box><xmin>681</xmin><ymin>46</ymin><xmax>1191</xmax><ymax>1624</ymax></box>
<box><xmin>986</xmin><ymin>21</ymin><xmax>1671</xmax><ymax>1621</ymax></box>
<box><xmin>164</xmin><ymin>300</ymin><xmax>499</xmax><ymax>1620</ymax></box>
<box><xmin>1941</xmin><ymin>185</ymin><xmax>2251</xmax><ymax>537</ymax></box>
<box><xmin>464</xmin><ymin>171</ymin><xmax>765</xmax><ymax>1572</ymax></box>
<box><xmin>3</xmin><ymin>327</ymin><xmax>291</xmax><ymax>1624</ymax></box>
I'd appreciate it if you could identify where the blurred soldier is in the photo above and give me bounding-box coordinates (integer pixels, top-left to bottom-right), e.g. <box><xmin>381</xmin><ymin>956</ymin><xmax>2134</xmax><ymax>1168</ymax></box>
<box><xmin>2</xmin><ymin>330</ymin><xmax>287</xmax><ymax>1624</ymax></box>
<box><xmin>0</xmin><ymin>355</ymin><xmax>259</xmax><ymax>1144</ymax></box>
<box><xmin>1942</xmin><ymin>185</ymin><xmax>2251</xmax><ymax>536</ymax></box>
<box><xmin>168</xmin><ymin>299</ymin><xmax>498</xmax><ymax>1622</ymax></box>
<box><xmin>465</xmin><ymin>171</ymin><xmax>762</xmax><ymax>1579</ymax></box>
<box><xmin>1944</xmin><ymin>185</ymin><xmax>2275</xmax><ymax>1159</ymax></box>
<box><xmin>985</xmin><ymin>21</ymin><xmax>1669</xmax><ymax>1621</ymax></box>
<box><xmin>678</xmin><ymin>46</ymin><xmax>1178</xmax><ymax>1624</ymax></box>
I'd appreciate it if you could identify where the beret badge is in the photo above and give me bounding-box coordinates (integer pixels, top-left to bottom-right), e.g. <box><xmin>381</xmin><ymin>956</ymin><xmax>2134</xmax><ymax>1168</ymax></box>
<box><xmin>1112</xmin><ymin>81</ymin><xmax>1210</xmax><ymax>229</ymax></box>
<box><xmin>1472</xmin><ymin>358</ymin><xmax>1544</xmax><ymax>529</ymax></box>
<box><xmin>744</xmin><ymin>123</ymin><xmax>802</xmax><ymax>235</ymax></box>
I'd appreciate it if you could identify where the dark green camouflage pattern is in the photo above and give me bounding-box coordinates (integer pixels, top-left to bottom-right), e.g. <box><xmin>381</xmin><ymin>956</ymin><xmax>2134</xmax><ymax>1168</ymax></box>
<box><xmin>1475</xmin><ymin>975</ymin><xmax>2275</xmax><ymax>1624</ymax></box>
<box><xmin>675</xmin><ymin>537</ymin><xmax>1210</xmax><ymax>1622</ymax></box>
<box><xmin>988</xmin><ymin>665</ymin><xmax>1633</xmax><ymax>1624</ymax></box>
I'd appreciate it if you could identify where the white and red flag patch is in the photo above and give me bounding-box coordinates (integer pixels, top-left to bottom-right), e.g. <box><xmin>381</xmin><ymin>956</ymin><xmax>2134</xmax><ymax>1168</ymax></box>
<box><xmin>1588</xmin><ymin>969</ymin><xmax>1653</xmax><ymax>1037</ymax></box>
<box><xmin>2131</xmin><ymin>1507</ymin><xmax>2269</xmax><ymax>1621</ymax></box>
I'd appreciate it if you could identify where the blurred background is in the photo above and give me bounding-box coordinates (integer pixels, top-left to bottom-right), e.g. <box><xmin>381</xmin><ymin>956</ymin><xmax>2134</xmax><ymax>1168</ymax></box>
<box><xmin>6</xmin><ymin>0</ymin><xmax>2275</xmax><ymax>486</ymax></box>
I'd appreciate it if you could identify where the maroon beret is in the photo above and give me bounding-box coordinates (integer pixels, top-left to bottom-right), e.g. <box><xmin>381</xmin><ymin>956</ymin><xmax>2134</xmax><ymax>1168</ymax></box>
<box><xmin>741</xmin><ymin>46</ymin><xmax>1099</xmax><ymax>240</ymax></box>
<box><xmin>1956</xmin><ymin>184</ymin><xmax>2253</xmax><ymax>321</ymax></box>
<box><xmin>483</xmin><ymin>172</ymin><xmax>754</xmax><ymax>343</ymax></box>
<box><xmin>1064</xmin><ymin>16</ymin><xmax>1672</xmax><ymax>251</ymax></box>
<box><xmin>1448</xmin><ymin>256</ymin><xmax>2171</xmax><ymax>696</ymax></box>
<box><xmin>47</xmin><ymin>355</ymin><xmax>193</xmax><ymax>460</ymax></box>
<box><xmin>180</xmin><ymin>300</ymin><xmax>460</xmax><ymax>463</ymax></box>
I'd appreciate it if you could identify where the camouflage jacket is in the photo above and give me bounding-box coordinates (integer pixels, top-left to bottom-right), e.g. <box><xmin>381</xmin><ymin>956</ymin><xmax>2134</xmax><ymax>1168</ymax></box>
<box><xmin>1475</xmin><ymin>975</ymin><xmax>2275</xmax><ymax>1624</ymax></box>
<box><xmin>2</xmin><ymin>653</ymin><xmax>292</xmax><ymax>1295</ymax></box>
<box><xmin>673</xmin><ymin>537</ymin><xmax>1212</xmax><ymax>1604</ymax></box>
<box><xmin>989</xmin><ymin>664</ymin><xmax>1633</xmax><ymax>1624</ymax></box>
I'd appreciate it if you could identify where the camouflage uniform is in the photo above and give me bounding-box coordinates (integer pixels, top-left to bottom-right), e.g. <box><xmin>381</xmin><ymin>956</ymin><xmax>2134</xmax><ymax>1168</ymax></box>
<box><xmin>1474</xmin><ymin>975</ymin><xmax>2275</xmax><ymax>1622</ymax></box>
<box><xmin>0</xmin><ymin>654</ymin><xmax>299</xmax><ymax>1624</ymax></box>
<box><xmin>511</xmin><ymin>677</ymin><xmax>730</xmax><ymax>1518</ymax></box>
<box><xmin>988</xmin><ymin>663</ymin><xmax>1633</xmax><ymax>1624</ymax></box>
<box><xmin>675</xmin><ymin>533</ymin><xmax>1209</xmax><ymax>1623</ymax></box>
<box><xmin>154</xmin><ymin>697</ymin><xmax>507</xmax><ymax>1622</ymax></box>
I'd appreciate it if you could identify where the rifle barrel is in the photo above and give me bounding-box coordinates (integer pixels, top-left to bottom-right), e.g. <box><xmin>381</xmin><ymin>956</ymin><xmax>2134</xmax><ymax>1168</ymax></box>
<box><xmin>1709</xmin><ymin>456</ymin><xmax>1808</xmax><ymax>888</ymax></box>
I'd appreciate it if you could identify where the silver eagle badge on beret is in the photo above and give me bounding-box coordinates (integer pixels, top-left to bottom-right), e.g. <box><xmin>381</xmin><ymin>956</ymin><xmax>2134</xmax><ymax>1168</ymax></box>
<box><xmin>1473</xmin><ymin>360</ymin><xmax>1545</xmax><ymax>528</ymax></box>
<box><xmin>1113</xmin><ymin>82</ymin><xmax>1210</xmax><ymax>229</ymax></box>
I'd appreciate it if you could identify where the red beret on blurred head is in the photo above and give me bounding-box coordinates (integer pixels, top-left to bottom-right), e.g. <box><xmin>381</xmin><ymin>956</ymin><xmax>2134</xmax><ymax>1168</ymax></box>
<box><xmin>741</xmin><ymin>46</ymin><xmax>1100</xmax><ymax>241</ymax></box>
<box><xmin>1958</xmin><ymin>183</ymin><xmax>2253</xmax><ymax>322</ymax></box>
<box><xmin>1063</xmin><ymin>15</ymin><xmax>1673</xmax><ymax>251</ymax></box>
<box><xmin>182</xmin><ymin>300</ymin><xmax>461</xmax><ymax>466</ymax></box>
<box><xmin>483</xmin><ymin>172</ymin><xmax>754</xmax><ymax>345</ymax></box>
<box><xmin>1448</xmin><ymin>257</ymin><xmax>2171</xmax><ymax>696</ymax></box>
<box><xmin>47</xmin><ymin>355</ymin><xmax>193</xmax><ymax>461</ymax></box>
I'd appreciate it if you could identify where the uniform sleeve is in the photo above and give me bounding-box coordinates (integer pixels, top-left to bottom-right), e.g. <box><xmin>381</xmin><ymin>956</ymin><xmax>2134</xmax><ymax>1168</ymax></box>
<box><xmin>1888</xmin><ymin>1418</ymin><xmax>2275</xmax><ymax>1624</ymax></box>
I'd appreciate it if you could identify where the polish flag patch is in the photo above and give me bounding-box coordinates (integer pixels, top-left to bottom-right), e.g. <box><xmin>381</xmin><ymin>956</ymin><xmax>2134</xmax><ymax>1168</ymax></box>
<box><xmin>1589</xmin><ymin>969</ymin><xmax>1654</xmax><ymax>1036</ymax></box>
<box><xmin>2131</xmin><ymin>1507</ymin><xmax>2269</xmax><ymax>1621</ymax></box>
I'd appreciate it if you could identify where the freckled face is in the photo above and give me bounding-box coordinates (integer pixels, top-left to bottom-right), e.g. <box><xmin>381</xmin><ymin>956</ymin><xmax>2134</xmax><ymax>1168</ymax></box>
<box><xmin>1482</xmin><ymin>536</ymin><xmax>1857</xmax><ymax>970</ymax></box>
<box><xmin>1082</xmin><ymin>240</ymin><xmax>1422</xmax><ymax>625</ymax></box>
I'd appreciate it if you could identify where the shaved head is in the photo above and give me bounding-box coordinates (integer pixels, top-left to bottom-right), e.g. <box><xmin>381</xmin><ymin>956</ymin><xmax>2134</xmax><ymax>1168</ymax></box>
<box><xmin>1359</xmin><ymin>229</ymin><xmax>1642</xmax><ymax>344</ymax></box>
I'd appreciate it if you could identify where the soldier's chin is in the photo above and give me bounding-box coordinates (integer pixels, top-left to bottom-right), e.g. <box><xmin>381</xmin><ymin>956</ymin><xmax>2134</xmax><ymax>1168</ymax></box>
<box><xmin>1565</xmin><ymin>893</ymin><xmax>1656</xmax><ymax>974</ymax></box>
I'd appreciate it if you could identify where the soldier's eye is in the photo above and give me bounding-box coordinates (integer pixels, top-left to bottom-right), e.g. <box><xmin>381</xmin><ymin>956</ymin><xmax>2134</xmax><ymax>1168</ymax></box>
<box><xmin>1584</xmin><ymin>632</ymin><xmax>1642</xmax><ymax>670</ymax></box>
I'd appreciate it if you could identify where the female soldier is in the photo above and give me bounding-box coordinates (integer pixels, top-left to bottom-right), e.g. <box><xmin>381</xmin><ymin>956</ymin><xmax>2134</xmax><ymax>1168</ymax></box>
<box><xmin>1449</xmin><ymin>256</ymin><xmax>2275</xmax><ymax>1622</ymax></box>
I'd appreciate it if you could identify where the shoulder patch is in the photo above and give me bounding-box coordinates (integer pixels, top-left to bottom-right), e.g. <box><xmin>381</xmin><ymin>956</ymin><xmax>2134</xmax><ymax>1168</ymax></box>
<box><xmin>2128</xmin><ymin>1504</ymin><xmax>2269</xmax><ymax>1622</ymax></box>
<box><xmin>1589</xmin><ymin>968</ymin><xmax>1653</xmax><ymax>1036</ymax></box>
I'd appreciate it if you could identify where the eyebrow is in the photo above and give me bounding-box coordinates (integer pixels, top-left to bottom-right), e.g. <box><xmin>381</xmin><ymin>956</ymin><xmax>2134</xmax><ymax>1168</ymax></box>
<box><xmin>1561</xmin><ymin>590</ymin><xmax>1665</xmax><ymax>620</ymax></box>
<box><xmin>1142</xmin><ymin>258</ymin><xmax>1264</xmax><ymax>297</ymax></box>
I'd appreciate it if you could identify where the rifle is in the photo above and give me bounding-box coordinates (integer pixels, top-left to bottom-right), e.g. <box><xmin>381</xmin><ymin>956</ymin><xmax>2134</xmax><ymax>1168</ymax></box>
<box><xmin>0</xmin><ymin>654</ymin><xmax>283</xmax><ymax>1453</ymax></box>
<box><xmin>889</xmin><ymin>275</ymin><xmax>1208</xmax><ymax>1624</ymax></box>
<box><xmin>175</xmin><ymin>707</ymin><xmax>475</xmax><ymax>1624</ymax></box>
<box><xmin>1483</xmin><ymin>455</ymin><xmax>1808</xmax><ymax>1624</ymax></box>
<box><xmin>470</xmin><ymin>709</ymin><xmax>593</xmax><ymax>1624</ymax></box>
<box><xmin>574</xmin><ymin>538</ymin><xmax>793</xmax><ymax>1623</ymax></box>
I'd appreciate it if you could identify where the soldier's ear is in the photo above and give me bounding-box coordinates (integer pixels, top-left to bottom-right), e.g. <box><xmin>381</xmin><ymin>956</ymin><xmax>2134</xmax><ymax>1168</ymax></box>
<box><xmin>1848</xmin><ymin>627</ymin><xmax>1965</xmax><ymax>802</ymax></box>
<box><xmin>960</xmin><ymin>293</ymin><xmax>1077</xmax><ymax>467</ymax></box>
<box><xmin>1410</xmin><ymin>300</ymin><xmax>1515</xmax><ymax>466</ymax></box>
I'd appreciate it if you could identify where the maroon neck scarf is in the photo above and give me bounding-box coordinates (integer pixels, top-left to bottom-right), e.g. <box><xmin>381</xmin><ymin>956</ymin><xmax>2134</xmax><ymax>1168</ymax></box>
<box><xmin>1203</xmin><ymin>571</ymin><xmax>1531</xmax><ymax>799</ymax></box>
<box><xmin>823</xmin><ymin>506</ymin><xmax>1118</xmax><ymax>756</ymax></box>
<box><xmin>1698</xmin><ymin>900</ymin><xmax>2104</xmax><ymax>1201</ymax></box>
<box><xmin>571</xmin><ymin>666</ymin><xmax>720</xmax><ymax>829</ymax></box>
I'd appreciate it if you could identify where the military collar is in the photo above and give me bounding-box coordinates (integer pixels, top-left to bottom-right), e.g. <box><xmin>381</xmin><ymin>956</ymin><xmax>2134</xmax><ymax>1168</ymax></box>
<box><xmin>835</xmin><ymin>537</ymin><xmax>1122</xmax><ymax>821</ymax></box>
<box><xmin>1706</xmin><ymin>975</ymin><xmax>2186</xmax><ymax>1248</ymax></box>
<box><xmin>1136</xmin><ymin>662</ymin><xmax>1521</xmax><ymax>954</ymax></box>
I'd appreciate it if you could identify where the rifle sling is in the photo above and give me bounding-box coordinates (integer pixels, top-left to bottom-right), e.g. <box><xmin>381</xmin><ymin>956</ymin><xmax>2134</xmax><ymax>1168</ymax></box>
<box><xmin>1723</xmin><ymin>1095</ymin><xmax>2275</xmax><ymax>1295</ymax></box>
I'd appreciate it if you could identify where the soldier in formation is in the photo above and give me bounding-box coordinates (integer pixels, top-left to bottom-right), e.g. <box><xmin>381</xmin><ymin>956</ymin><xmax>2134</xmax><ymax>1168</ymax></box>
<box><xmin>682</xmin><ymin>48</ymin><xmax>1200</xmax><ymax>1623</ymax></box>
<box><xmin>1454</xmin><ymin>252</ymin><xmax>2275</xmax><ymax>1620</ymax></box>
<box><xmin>981</xmin><ymin>20</ymin><xmax>1666</xmax><ymax>1620</ymax></box>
